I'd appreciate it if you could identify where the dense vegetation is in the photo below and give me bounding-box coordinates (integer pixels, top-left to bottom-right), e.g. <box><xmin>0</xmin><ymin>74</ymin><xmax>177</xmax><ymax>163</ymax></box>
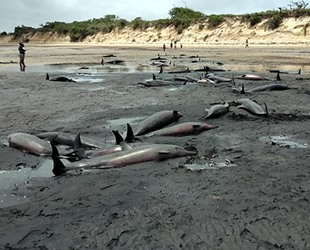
<box><xmin>1</xmin><ymin>1</ymin><xmax>310</xmax><ymax>42</ymax></box>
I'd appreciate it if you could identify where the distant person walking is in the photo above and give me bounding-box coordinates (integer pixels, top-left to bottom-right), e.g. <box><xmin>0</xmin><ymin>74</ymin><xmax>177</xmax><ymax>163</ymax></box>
<box><xmin>18</xmin><ymin>42</ymin><xmax>26</xmax><ymax>71</ymax></box>
<box><xmin>170</xmin><ymin>42</ymin><xmax>173</xmax><ymax>49</ymax></box>
<box><xmin>163</xmin><ymin>43</ymin><xmax>166</xmax><ymax>52</ymax></box>
<box><xmin>245</xmin><ymin>39</ymin><xmax>249</xmax><ymax>48</ymax></box>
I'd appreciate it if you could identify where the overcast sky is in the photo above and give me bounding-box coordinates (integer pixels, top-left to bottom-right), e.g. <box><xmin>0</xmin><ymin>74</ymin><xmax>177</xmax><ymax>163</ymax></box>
<box><xmin>1</xmin><ymin>0</ymin><xmax>292</xmax><ymax>33</ymax></box>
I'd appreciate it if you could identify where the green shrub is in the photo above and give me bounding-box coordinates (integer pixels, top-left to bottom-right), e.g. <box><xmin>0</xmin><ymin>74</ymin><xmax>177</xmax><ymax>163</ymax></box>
<box><xmin>267</xmin><ymin>13</ymin><xmax>282</xmax><ymax>30</ymax></box>
<box><xmin>249</xmin><ymin>13</ymin><xmax>262</xmax><ymax>26</ymax></box>
<box><xmin>208</xmin><ymin>15</ymin><xmax>224</xmax><ymax>28</ymax></box>
<box><xmin>198</xmin><ymin>24</ymin><xmax>204</xmax><ymax>30</ymax></box>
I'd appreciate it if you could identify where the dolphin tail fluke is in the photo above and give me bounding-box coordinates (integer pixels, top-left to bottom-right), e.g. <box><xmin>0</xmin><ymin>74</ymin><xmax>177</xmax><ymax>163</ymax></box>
<box><xmin>112</xmin><ymin>130</ymin><xmax>124</xmax><ymax>144</ymax></box>
<box><xmin>159</xmin><ymin>66</ymin><xmax>163</xmax><ymax>74</ymax></box>
<box><xmin>46</xmin><ymin>73</ymin><xmax>49</xmax><ymax>80</ymax></box>
<box><xmin>183</xmin><ymin>79</ymin><xmax>188</xmax><ymax>85</ymax></box>
<box><xmin>101</xmin><ymin>59</ymin><xmax>104</xmax><ymax>65</ymax></box>
<box><xmin>51</xmin><ymin>143</ymin><xmax>68</xmax><ymax>176</ymax></box>
<box><xmin>276</xmin><ymin>72</ymin><xmax>281</xmax><ymax>81</ymax></box>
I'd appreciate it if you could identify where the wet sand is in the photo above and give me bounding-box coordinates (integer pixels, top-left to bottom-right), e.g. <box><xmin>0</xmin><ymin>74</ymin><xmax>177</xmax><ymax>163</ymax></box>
<box><xmin>0</xmin><ymin>44</ymin><xmax>310</xmax><ymax>249</ymax></box>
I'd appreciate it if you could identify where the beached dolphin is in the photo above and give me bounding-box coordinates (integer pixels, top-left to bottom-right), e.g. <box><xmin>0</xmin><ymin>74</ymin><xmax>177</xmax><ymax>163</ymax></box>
<box><xmin>234</xmin><ymin>74</ymin><xmax>270</xmax><ymax>81</ymax></box>
<box><xmin>46</xmin><ymin>73</ymin><xmax>76</xmax><ymax>83</ymax></box>
<box><xmin>231</xmin><ymin>99</ymin><xmax>268</xmax><ymax>117</ymax></box>
<box><xmin>8</xmin><ymin>132</ymin><xmax>80</xmax><ymax>158</ymax></box>
<box><xmin>168</xmin><ymin>68</ymin><xmax>191</xmax><ymax>74</ymax></box>
<box><xmin>102</xmin><ymin>59</ymin><xmax>125</xmax><ymax>64</ymax></box>
<box><xmin>204</xmin><ymin>102</ymin><xmax>230</xmax><ymax>119</ymax></box>
<box><xmin>103</xmin><ymin>54</ymin><xmax>116</xmax><ymax>57</ymax></box>
<box><xmin>51</xmin><ymin>141</ymin><xmax>197</xmax><ymax>176</ymax></box>
<box><xmin>89</xmin><ymin>130</ymin><xmax>155</xmax><ymax>157</ymax></box>
<box><xmin>234</xmin><ymin>83</ymin><xmax>296</xmax><ymax>94</ymax></box>
<box><xmin>206</xmin><ymin>73</ymin><xmax>233</xmax><ymax>83</ymax></box>
<box><xmin>129</xmin><ymin>110</ymin><xmax>183</xmax><ymax>137</ymax></box>
<box><xmin>247</xmin><ymin>83</ymin><xmax>295</xmax><ymax>92</ymax></box>
<box><xmin>138</xmin><ymin>75</ymin><xmax>187</xmax><ymax>87</ymax></box>
<box><xmin>36</xmin><ymin>131</ymin><xmax>103</xmax><ymax>149</ymax></box>
<box><xmin>130</xmin><ymin>122</ymin><xmax>218</xmax><ymax>138</ymax></box>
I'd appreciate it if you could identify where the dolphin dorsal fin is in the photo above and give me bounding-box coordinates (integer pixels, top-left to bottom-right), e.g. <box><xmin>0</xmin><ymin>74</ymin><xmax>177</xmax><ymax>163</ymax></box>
<box><xmin>125</xmin><ymin>123</ymin><xmax>135</xmax><ymax>142</ymax></box>
<box><xmin>73</xmin><ymin>133</ymin><xmax>82</xmax><ymax>150</ymax></box>
<box><xmin>152</xmin><ymin>74</ymin><xmax>156</xmax><ymax>80</ymax></box>
<box><xmin>112</xmin><ymin>130</ymin><xmax>124</xmax><ymax>145</ymax></box>
<box><xmin>46</xmin><ymin>73</ymin><xmax>49</xmax><ymax>80</ymax></box>
<box><xmin>241</xmin><ymin>84</ymin><xmax>245</xmax><ymax>94</ymax></box>
<box><xmin>51</xmin><ymin>142</ymin><xmax>67</xmax><ymax>176</ymax></box>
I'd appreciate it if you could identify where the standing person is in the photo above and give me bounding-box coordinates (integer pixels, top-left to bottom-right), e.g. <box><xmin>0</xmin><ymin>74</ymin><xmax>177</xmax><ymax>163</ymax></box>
<box><xmin>163</xmin><ymin>43</ymin><xmax>166</xmax><ymax>52</ymax></box>
<box><xmin>170</xmin><ymin>41</ymin><xmax>173</xmax><ymax>49</ymax></box>
<box><xmin>245</xmin><ymin>38</ymin><xmax>249</xmax><ymax>48</ymax></box>
<box><xmin>18</xmin><ymin>42</ymin><xmax>26</xmax><ymax>71</ymax></box>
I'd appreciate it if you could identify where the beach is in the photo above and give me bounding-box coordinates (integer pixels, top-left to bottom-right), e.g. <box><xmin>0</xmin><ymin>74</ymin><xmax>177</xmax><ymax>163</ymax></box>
<box><xmin>0</xmin><ymin>44</ymin><xmax>310</xmax><ymax>249</ymax></box>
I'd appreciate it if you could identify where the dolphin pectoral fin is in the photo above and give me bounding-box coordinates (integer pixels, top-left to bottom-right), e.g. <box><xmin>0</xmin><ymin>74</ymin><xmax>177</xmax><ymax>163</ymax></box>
<box><xmin>157</xmin><ymin>151</ymin><xmax>170</xmax><ymax>161</ymax></box>
<box><xmin>51</xmin><ymin>143</ymin><xmax>68</xmax><ymax>176</ymax></box>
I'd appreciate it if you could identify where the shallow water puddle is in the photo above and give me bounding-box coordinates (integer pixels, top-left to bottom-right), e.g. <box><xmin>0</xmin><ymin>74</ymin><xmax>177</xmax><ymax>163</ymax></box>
<box><xmin>0</xmin><ymin>159</ymin><xmax>53</xmax><ymax>208</ymax></box>
<box><xmin>260</xmin><ymin>135</ymin><xmax>308</xmax><ymax>148</ymax></box>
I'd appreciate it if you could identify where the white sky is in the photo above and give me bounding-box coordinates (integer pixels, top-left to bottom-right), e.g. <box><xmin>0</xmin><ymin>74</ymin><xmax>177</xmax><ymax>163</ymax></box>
<box><xmin>0</xmin><ymin>0</ymin><xmax>294</xmax><ymax>33</ymax></box>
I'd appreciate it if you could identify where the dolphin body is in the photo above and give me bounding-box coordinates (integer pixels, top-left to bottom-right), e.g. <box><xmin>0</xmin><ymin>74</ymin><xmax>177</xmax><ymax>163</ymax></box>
<box><xmin>235</xmin><ymin>74</ymin><xmax>269</xmax><ymax>81</ymax></box>
<box><xmin>204</xmin><ymin>102</ymin><xmax>230</xmax><ymax>119</ymax></box>
<box><xmin>36</xmin><ymin>131</ymin><xmax>103</xmax><ymax>149</ymax></box>
<box><xmin>247</xmin><ymin>83</ymin><xmax>295</xmax><ymax>92</ymax></box>
<box><xmin>139</xmin><ymin>74</ymin><xmax>187</xmax><ymax>87</ymax></box>
<box><xmin>136</xmin><ymin>122</ymin><xmax>218</xmax><ymax>138</ymax></box>
<box><xmin>130</xmin><ymin>110</ymin><xmax>183</xmax><ymax>137</ymax></box>
<box><xmin>46</xmin><ymin>73</ymin><xmax>76</xmax><ymax>83</ymax></box>
<box><xmin>89</xmin><ymin>130</ymin><xmax>154</xmax><ymax>157</ymax></box>
<box><xmin>232</xmin><ymin>99</ymin><xmax>268</xmax><ymax>117</ymax></box>
<box><xmin>206</xmin><ymin>73</ymin><xmax>233</xmax><ymax>83</ymax></box>
<box><xmin>8</xmin><ymin>132</ymin><xmax>79</xmax><ymax>158</ymax></box>
<box><xmin>51</xmin><ymin>142</ymin><xmax>197</xmax><ymax>176</ymax></box>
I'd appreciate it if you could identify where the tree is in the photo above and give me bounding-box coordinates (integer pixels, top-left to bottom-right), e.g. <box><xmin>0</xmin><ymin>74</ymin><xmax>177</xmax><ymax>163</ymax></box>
<box><xmin>288</xmin><ymin>0</ymin><xmax>309</xmax><ymax>10</ymax></box>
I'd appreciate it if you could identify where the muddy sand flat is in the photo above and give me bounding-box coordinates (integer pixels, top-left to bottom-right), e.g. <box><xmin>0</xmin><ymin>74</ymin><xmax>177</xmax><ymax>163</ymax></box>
<box><xmin>0</xmin><ymin>44</ymin><xmax>310</xmax><ymax>249</ymax></box>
